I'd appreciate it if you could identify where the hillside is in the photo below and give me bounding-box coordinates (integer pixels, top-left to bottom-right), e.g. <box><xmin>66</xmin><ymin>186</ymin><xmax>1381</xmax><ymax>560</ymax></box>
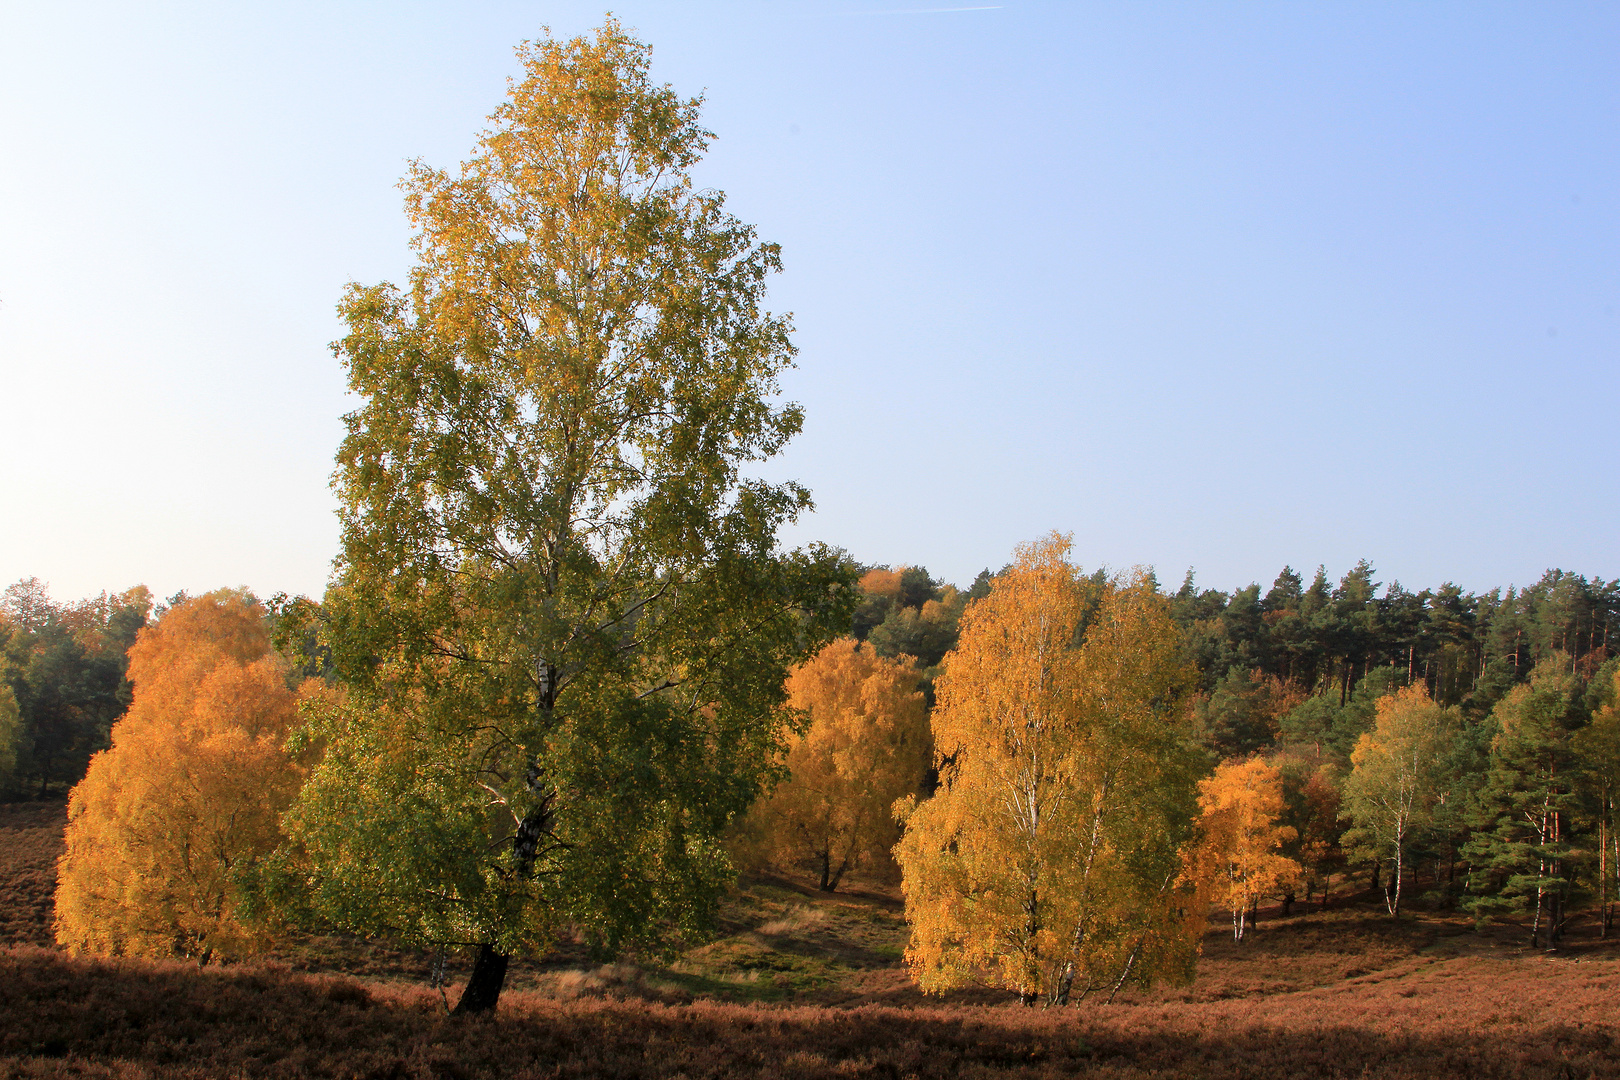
<box><xmin>5</xmin><ymin>800</ymin><xmax>1620</xmax><ymax>1079</ymax></box>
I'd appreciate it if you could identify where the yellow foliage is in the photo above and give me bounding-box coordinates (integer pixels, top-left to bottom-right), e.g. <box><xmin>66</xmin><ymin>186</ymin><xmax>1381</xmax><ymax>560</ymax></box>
<box><xmin>894</xmin><ymin>534</ymin><xmax>1202</xmax><ymax>1006</ymax></box>
<box><xmin>1340</xmin><ymin>683</ymin><xmax>1455</xmax><ymax>916</ymax></box>
<box><xmin>743</xmin><ymin>638</ymin><xmax>928</xmax><ymax>891</ymax></box>
<box><xmin>859</xmin><ymin>569</ymin><xmax>903</xmax><ymax>603</ymax></box>
<box><xmin>1187</xmin><ymin>757</ymin><xmax>1300</xmax><ymax>941</ymax></box>
<box><xmin>54</xmin><ymin>591</ymin><xmax>318</xmax><ymax>963</ymax></box>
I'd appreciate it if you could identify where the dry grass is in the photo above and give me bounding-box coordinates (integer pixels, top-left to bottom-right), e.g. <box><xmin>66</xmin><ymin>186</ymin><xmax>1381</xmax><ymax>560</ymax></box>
<box><xmin>6</xmin><ymin>799</ymin><xmax>1620</xmax><ymax>1078</ymax></box>
<box><xmin>0</xmin><ymin>798</ymin><xmax>67</xmax><ymax>947</ymax></box>
<box><xmin>4</xmin><ymin>942</ymin><xmax>1619</xmax><ymax>1079</ymax></box>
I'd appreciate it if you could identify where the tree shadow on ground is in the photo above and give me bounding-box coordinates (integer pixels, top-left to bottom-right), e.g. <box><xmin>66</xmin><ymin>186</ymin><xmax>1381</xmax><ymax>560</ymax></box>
<box><xmin>4</xmin><ymin>946</ymin><xmax>1617</xmax><ymax>1080</ymax></box>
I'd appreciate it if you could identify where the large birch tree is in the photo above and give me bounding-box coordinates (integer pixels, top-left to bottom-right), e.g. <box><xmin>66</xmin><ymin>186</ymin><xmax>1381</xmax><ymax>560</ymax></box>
<box><xmin>894</xmin><ymin>535</ymin><xmax>1204</xmax><ymax>1006</ymax></box>
<box><xmin>1341</xmin><ymin>684</ymin><xmax>1456</xmax><ymax>917</ymax></box>
<box><xmin>277</xmin><ymin>23</ymin><xmax>853</xmax><ymax>1013</ymax></box>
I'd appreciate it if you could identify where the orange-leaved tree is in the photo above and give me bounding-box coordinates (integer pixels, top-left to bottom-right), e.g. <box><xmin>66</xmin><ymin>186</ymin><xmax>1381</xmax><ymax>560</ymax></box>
<box><xmin>895</xmin><ymin>534</ymin><xmax>1203</xmax><ymax>1007</ymax></box>
<box><xmin>1188</xmin><ymin>756</ymin><xmax>1301</xmax><ymax>941</ymax></box>
<box><xmin>742</xmin><ymin>638</ymin><xmax>928</xmax><ymax>891</ymax></box>
<box><xmin>54</xmin><ymin>591</ymin><xmax>320</xmax><ymax>963</ymax></box>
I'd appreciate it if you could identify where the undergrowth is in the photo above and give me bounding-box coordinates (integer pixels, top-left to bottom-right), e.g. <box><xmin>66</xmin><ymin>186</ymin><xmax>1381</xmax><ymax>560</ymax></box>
<box><xmin>5</xmin><ymin>800</ymin><xmax>1620</xmax><ymax>1078</ymax></box>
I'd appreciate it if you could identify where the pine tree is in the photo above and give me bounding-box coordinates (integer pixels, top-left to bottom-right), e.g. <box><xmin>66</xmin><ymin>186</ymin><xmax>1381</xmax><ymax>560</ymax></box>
<box><xmin>1464</xmin><ymin>661</ymin><xmax>1585</xmax><ymax>946</ymax></box>
<box><xmin>1573</xmin><ymin>662</ymin><xmax>1620</xmax><ymax>936</ymax></box>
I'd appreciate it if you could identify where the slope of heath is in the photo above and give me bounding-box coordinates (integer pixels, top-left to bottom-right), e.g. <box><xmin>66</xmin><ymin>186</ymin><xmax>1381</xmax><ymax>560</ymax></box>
<box><xmin>4</xmin><ymin>801</ymin><xmax>1620</xmax><ymax>1078</ymax></box>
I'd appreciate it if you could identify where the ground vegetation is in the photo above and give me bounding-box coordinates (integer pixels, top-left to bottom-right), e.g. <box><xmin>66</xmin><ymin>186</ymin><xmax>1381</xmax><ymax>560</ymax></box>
<box><xmin>7</xmin><ymin>799</ymin><xmax>1620</xmax><ymax>1079</ymax></box>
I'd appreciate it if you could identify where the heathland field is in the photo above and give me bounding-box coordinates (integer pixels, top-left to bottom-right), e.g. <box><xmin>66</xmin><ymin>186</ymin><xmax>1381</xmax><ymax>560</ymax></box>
<box><xmin>5</xmin><ymin>800</ymin><xmax>1620</xmax><ymax>1079</ymax></box>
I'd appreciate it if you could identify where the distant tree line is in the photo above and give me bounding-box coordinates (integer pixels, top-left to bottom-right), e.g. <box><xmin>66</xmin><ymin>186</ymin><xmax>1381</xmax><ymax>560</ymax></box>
<box><xmin>842</xmin><ymin>558</ymin><xmax>1618</xmax><ymax>738</ymax></box>
<box><xmin>790</xmin><ymin>556</ymin><xmax>1620</xmax><ymax>952</ymax></box>
<box><xmin>1171</xmin><ymin>561</ymin><xmax>1617</xmax><ymax>739</ymax></box>
<box><xmin>0</xmin><ymin>579</ymin><xmax>151</xmax><ymax>800</ymax></box>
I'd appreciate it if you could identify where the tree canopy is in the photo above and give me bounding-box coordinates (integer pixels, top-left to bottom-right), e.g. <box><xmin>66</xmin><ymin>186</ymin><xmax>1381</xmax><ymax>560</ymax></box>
<box><xmin>741</xmin><ymin>637</ymin><xmax>929</xmax><ymax>892</ymax></box>
<box><xmin>276</xmin><ymin>21</ymin><xmax>854</xmax><ymax>1013</ymax></box>
<box><xmin>1464</xmin><ymin>661</ymin><xmax>1585</xmax><ymax>945</ymax></box>
<box><xmin>1</xmin><ymin>579</ymin><xmax>149</xmax><ymax>798</ymax></box>
<box><xmin>1189</xmin><ymin>757</ymin><xmax>1300</xmax><ymax>940</ymax></box>
<box><xmin>54</xmin><ymin>591</ymin><xmax>312</xmax><ymax>963</ymax></box>
<box><xmin>895</xmin><ymin>535</ymin><xmax>1202</xmax><ymax>1006</ymax></box>
<box><xmin>1340</xmin><ymin>685</ymin><xmax>1456</xmax><ymax>917</ymax></box>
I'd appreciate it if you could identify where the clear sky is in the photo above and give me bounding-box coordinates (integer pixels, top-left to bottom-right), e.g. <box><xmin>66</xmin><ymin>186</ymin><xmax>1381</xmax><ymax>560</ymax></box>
<box><xmin>2</xmin><ymin>2</ymin><xmax>1616</xmax><ymax>605</ymax></box>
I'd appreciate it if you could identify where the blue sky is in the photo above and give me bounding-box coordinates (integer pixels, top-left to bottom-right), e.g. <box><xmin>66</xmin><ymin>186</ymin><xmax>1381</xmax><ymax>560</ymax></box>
<box><xmin>1</xmin><ymin>2</ymin><xmax>1615</xmax><ymax>603</ymax></box>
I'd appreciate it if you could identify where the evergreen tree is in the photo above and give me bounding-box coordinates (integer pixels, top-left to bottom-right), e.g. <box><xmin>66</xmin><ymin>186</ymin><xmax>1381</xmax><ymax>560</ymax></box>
<box><xmin>1424</xmin><ymin>583</ymin><xmax>1479</xmax><ymax>706</ymax></box>
<box><xmin>1</xmin><ymin>580</ymin><xmax>150</xmax><ymax>797</ymax></box>
<box><xmin>1464</xmin><ymin>659</ymin><xmax>1586</xmax><ymax>946</ymax></box>
<box><xmin>1262</xmin><ymin>566</ymin><xmax>1304</xmax><ymax>613</ymax></box>
<box><xmin>966</xmin><ymin>568</ymin><xmax>996</xmax><ymax>603</ymax></box>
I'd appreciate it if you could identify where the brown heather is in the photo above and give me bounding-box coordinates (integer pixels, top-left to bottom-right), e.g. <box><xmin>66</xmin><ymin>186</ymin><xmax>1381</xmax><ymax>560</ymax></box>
<box><xmin>0</xmin><ymin>797</ymin><xmax>66</xmax><ymax>947</ymax></box>
<box><xmin>6</xmin><ymin>803</ymin><xmax>1620</xmax><ymax>1078</ymax></box>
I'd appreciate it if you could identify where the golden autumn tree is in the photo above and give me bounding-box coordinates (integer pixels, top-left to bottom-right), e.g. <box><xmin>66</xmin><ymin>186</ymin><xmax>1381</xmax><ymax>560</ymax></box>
<box><xmin>276</xmin><ymin>21</ymin><xmax>855</xmax><ymax>1015</ymax></box>
<box><xmin>1188</xmin><ymin>757</ymin><xmax>1301</xmax><ymax>941</ymax></box>
<box><xmin>860</xmin><ymin>569</ymin><xmax>903</xmax><ymax>604</ymax></box>
<box><xmin>54</xmin><ymin>591</ymin><xmax>318</xmax><ymax>963</ymax></box>
<box><xmin>1341</xmin><ymin>684</ymin><xmax>1456</xmax><ymax>917</ymax></box>
<box><xmin>895</xmin><ymin>534</ymin><xmax>1204</xmax><ymax>1007</ymax></box>
<box><xmin>743</xmin><ymin>638</ymin><xmax>928</xmax><ymax>891</ymax></box>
